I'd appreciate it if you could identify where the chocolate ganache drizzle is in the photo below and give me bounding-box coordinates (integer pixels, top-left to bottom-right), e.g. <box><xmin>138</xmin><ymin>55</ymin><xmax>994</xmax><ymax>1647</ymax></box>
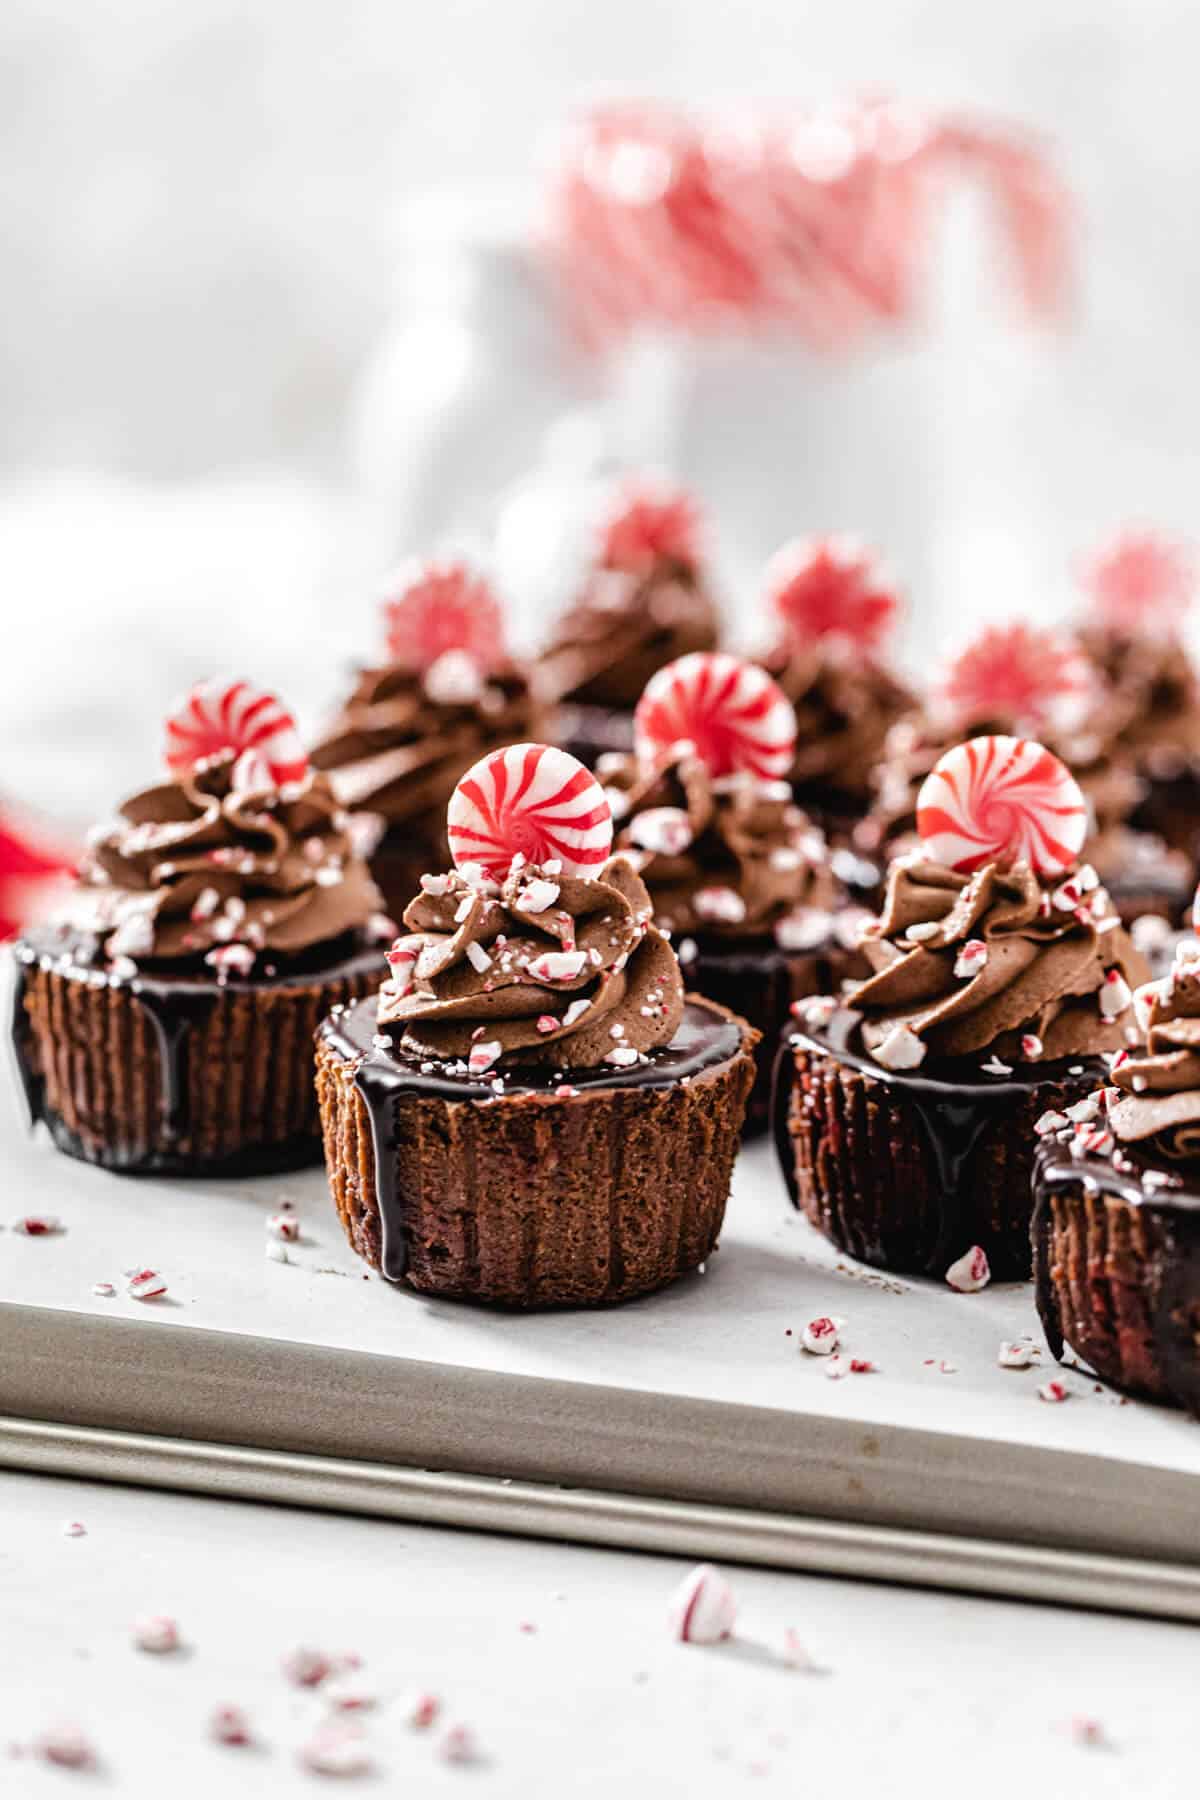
<box><xmin>599</xmin><ymin>745</ymin><xmax>844</xmax><ymax>948</ymax></box>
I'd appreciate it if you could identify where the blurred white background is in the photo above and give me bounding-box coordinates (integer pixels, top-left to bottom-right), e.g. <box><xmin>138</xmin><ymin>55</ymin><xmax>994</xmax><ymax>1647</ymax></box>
<box><xmin>4</xmin><ymin>0</ymin><xmax>1199</xmax><ymax>822</ymax></box>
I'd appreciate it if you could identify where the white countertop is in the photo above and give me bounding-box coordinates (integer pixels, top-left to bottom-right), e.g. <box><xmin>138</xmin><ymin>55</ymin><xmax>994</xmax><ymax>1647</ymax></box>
<box><xmin>1</xmin><ymin>1463</ymin><xmax>1196</xmax><ymax>1798</ymax></box>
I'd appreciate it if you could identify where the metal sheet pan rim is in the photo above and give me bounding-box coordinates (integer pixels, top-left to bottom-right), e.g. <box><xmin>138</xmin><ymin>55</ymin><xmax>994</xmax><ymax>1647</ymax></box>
<box><xmin>4</xmin><ymin>1414</ymin><xmax>1200</xmax><ymax>1623</ymax></box>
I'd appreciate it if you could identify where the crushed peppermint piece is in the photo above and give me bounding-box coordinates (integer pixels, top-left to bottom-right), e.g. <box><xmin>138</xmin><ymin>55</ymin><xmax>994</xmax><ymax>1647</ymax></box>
<box><xmin>953</xmin><ymin>938</ymin><xmax>988</xmax><ymax>977</ymax></box>
<box><xmin>998</xmin><ymin>1338</ymin><xmax>1040</xmax><ymax>1368</ymax></box>
<box><xmin>1072</xmin><ymin>1124</ymin><xmax>1113</xmax><ymax>1156</ymax></box>
<box><xmin>627</xmin><ymin>807</ymin><xmax>693</xmax><ymax>856</ymax></box>
<box><xmin>776</xmin><ymin>907</ymin><xmax>833</xmax><ymax>952</ymax></box>
<box><xmin>793</xmin><ymin>994</ymin><xmax>837</xmax><ymax>1029</ymax></box>
<box><xmin>1065</xmin><ymin>1096</ymin><xmax>1100</xmax><ymax>1123</ymax></box>
<box><xmin>677</xmin><ymin>936</ymin><xmax>698</xmax><ymax>965</ymax></box>
<box><xmin>133</xmin><ymin>1614</ymin><xmax>180</xmax><ymax>1654</ymax></box>
<box><xmin>980</xmin><ymin>1055</ymin><xmax>1013</xmax><ymax>1076</ymax></box>
<box><xmin>528</xmin><ymin>949</ymin><xmax>588</xmax><ymax>982</ymax></box>
<box><xmin>872</xmin><ymin>1025</ymin><xmax>926</xmax><ymax>1070</ymax></box>
<box><xmin>402</xmin><ymin>1691</ymin><xmax>440</xmax><ymax>1730</ymax></box>
<box><xmin>1038</xmin><ymin>1379</ymin><xmax>1070</xmax><ymax>1403</ymax></box>
<box><xmin>1020</xmin><ymin>1033</ymin><xmax>1045</xmax><ymax>1060</ymax></box>
<box><xmin>266</xmin><ymin>1211</ymin><xmax>299</xmax><ymax>1241</ymax></box>
<box><xmin>1035</xmin><ymin>1109</ymin><xmax>1069</xmax><ymax>1136</ymax></box>
<box><xmin>801</xmin><ymin>1315</ymin><xmax>842</xmax><ymax>1356</ymax></box>
<box><xmin>945</xmin><ymin>1245</ymin><xmax>990</xmax><ymax>1292</ymax></box>
<box><xmin>125</xmin><ymin>1269</ymin><xmax>167</xmax><ymax>1300</ymax></box>
<box><xmin>13</xmin><ymin>1214</ymin><xmax>64</xmax><ymax>1236</ymax></box>
<box><xmin>91</xmin><ymin>1282</ymin><xmax>116</xmax><ymax>1298</ymax></box>
<box><xmin>34</xmin><ymin>1724</ymin><xmax>94</xmax><ymax>1769</ymax></box>
<box><xmin>536</xmin><ymin>1014</ymin><xmax>559</xmax><ymax>1034</ymax></box>
<box><xmin>825</xmin><ymin>1355</ymin><xmax>876</xmax><ymax>1380</ymax></box>
<box><xmin>668</xmin><ymin>1563</ymin><xmax>736</xmax><ymax>1644</ymax></box>
<box><xmin>605</xmin><ymin>1045</ymin><xmax>640</xmax><ymax>1067</ymax></box>
<box><xmin>515</xmin><ymin>878</ymin><xmax>560</xmax><ymax>913</ymax></box>
<box><xmin>299</xmin><ymin>1723</ymin><xmax>372</xmax><ymax>1777</ymax></box>
<box><xmin>205</xmin><ymin>942</ymin><xmax>256</xmax><ymax>978</ymax></box>
<box><xmin>465</xmin><ymin>940</ymin><xmax>493</xmax><ymax>974</ymax></box>
<box><xmin>693</xmin><ymin>885</ymin><xmax>748</xmax><ymax>926</ymax></box>
<box><xmin>1069</xmin><ymin>1716</ymin><xmax>1108</xmax><ymax>1748</ymax></box>
<box><xmin>420</xmin><ymin>873</ymin><xmax>450</xmax><ymax>896</ymax></box>
<box><xmin>468</xmin><ymin>1040</ymin><xmax>503</xmax><ymax>1075</ymax></box>
<box><xmin>210</xmin><ymin>1706</ymin><xmax>253</xmax><ymax>1747</ymax></box>
<box><xmin>265</xmin><ymin>1239</ymin><xmax>290</xmax><ymax>1264</ymax></box>
<box><xmin>905</xmin><ymin>921</ymin><xmax>941</xmax><ymax>943</ymax></box>
<box><xmin>438</xmin><ymin>1724</ymin><xmax>479</xmax><ymax>1766</ymax></box>
<box><xmin>454</xmin><ymin>894</ymin><xmax>475</xmax><ymax>924</ymax></box>
<box><xmin>1099</xmin><ymin>968</ymin><xmax>1133</xmax><ymax>1019</ymax></box>
<box><xmin>283</xmin><ymin>1647</ymin><xmax>332</xmax><ymax>1688</ymax></box>
<box><xmin>61</xmin><ymin>1520</ymin><xmax>87</xmax><ymax>1537</ymax></box>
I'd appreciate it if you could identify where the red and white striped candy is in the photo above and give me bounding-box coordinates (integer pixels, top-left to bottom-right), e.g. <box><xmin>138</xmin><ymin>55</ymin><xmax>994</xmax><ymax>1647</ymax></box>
<box><xmin>382</xmin><ymin>558</ymin><xmax>506</xmax><ymax>673</ymax></box>
<box><xmin>916</xmin><ymin>736</ymin><xmax>1088</xmax><ymax>877</ymax></box>
<box><xmin>599</xmin><ymin>479</ymin><xmax>704</xmax><ymax>574</ymax></box>
<box><xmin>766</xmin><ymin>537</ymin><xmax>899</xmax><ymax>657</ymax></box>
<box><xmin>634</xmin><ymin>652</ymin><xmax>795</xmax><ymax>780</ymax></box>
<box><xmin>1078</xmin><ymin>528</ymin><xmax>1195</xmax><ymax>636</ymax></box>
<box><xmin>447</xmin><ymin>744</ymin><xmax>613</xmax><ymax>880</ymax></box>
<box><xmin>934</xmin><ymin>622</ymin><xmax>1092</xmax><ymax>731</ymax></box>
<box><xmin>164</xmin><ymin>680</ymin><xmax>308</xmax><ymax>789</ymax></box>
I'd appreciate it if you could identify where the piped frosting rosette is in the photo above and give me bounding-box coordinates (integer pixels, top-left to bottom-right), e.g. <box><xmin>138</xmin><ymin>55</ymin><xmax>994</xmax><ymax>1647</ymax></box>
<box><xmin>310</xmin><ymin>559</ymin><xmax>543</xmax><ymax>824</ymax></box>
<box><xmin>833</xmin><ymin>737</ymin><xmax>1147</xmax><ymax>1072</ymax></box>
<box><xmin>62</xmin><ymin>680</ymin><xmax>380</xmax><ymax>974</ymax></box>
<box><xmin>541</xmin><ymin>478</ymin><xmax>720</xmax><ymax>712</ymax></box>
<box><xmin>377</xmin><ymin>744</ymin><xmax>684</xmax><ymax>1072</ymax></box>
<box><xmin>601</xmin><ymin>652</ymin><xmax>848</xmax><ymax>945</ymax></box>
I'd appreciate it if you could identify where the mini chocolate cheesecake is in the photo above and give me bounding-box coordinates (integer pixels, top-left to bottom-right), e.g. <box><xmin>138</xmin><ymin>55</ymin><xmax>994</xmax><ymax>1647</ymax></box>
<box><xmin>11</xmin><ymin>680</ymin><xmax>386</xmax><ymax>1176</ymax></box>
<box><xmin>1032</xmin><ymin>942</ymin><xmax>1200</xmax><ymax>1411</ymax></box>
<box><xmin>309</xmin><ymin>559</ymin><xmax>548</xmax><ymax>922</ymax></box>
<box><xmin>539</xmin><ymin>480</ymin><xmax>720</xmax><ymax>770</ymax></box>
<box><xmin>316</xmin><ymin>742</ymin><xmax>757</xmax><ymax>1307</ymax></box>
<box><xmin>318</xmin><ymin>989</ymin><xmax>753</xmax><ymax>1306</ymax></box>
<box><xmin>775</xmin><ymin>736</ymin><xmax>1148</xmax><ymax>1280</ymax></box>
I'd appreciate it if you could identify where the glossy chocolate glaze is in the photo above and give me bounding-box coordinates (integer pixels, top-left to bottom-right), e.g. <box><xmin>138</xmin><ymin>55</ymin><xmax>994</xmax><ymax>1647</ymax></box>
<box><xmin>1032</xmin><ymin>1135</ymin><xmax>1200</xmax><ymax>1412</ymax></box>
<box><xmin>773</xmin><ymin>1013</ymin><xmax>1107</xmax><ymax>1276</ymax></box>
<box><xmin>11</xmin><ymin>925</ymin><xmax>380</xmax><ymax>1171</ymax></box>
<box><xmin>320</xmin><ymin>994</ymin><xmax>746</xmax><ymax>1282</ymax></box>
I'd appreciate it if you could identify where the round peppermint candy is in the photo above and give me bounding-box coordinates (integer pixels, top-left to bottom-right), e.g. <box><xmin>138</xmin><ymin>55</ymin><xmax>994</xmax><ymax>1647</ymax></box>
<box><xmin>916</xmin><ymin>735</ymin><xmax>1087</xmax><ymax>877</ymax></box>
<box><xmin>933</xmin><ymin>621</ymin><xmax>1092</xmax><ymax>732</ymax></box>
<box><xmin>447</xmin><ymin>744</ymin><xmax>613</xmax><ymax>879</ymax></box>
<box><xmin>634</xmin><ymin>652</ymin><xmax>795</xmax><ymax>780</ymax></box>
<box><xmin>766</xmin><ymin>536</ymin><xmax>899</xmax><ymax>656</ymax></box>
<box><xmin>383</xmin><ymin>559</ymin><xmax>506</xmax><ymax>673</ymax></box>
<box><xmin>164</xmin><ymin>680</ymin><xmax>308</xmax><ymax>789</ymax></box>
<box><xmin>1078</xmin><ymin>528</ymin><xmax>1195</xmax><ymax>637</ymax></box>
<box><xmin>599</xmin><ymin>479</ymin><xmax>704</xmax><ymax>574</ymax></box>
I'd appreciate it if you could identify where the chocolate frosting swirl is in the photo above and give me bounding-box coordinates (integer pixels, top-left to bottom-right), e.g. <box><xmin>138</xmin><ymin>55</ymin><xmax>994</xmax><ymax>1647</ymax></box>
<box><xmin>377</xmin><ymin>855</ymin><xmax>684</xmax><ymax>1070</ymax></box>
<box><xmin>762</xmin><ymin>642</ymin><xmax>913</xmax><ymax>809</ymax></box>
<box><xmin>60</xmin><ymin>752</ymin><xmax>381</xmax><ymax>968</ymax></box>
<box><xmin>1076</xmin><ymin>626</ymin><xmax>1200</xmax><ymax>778</ymax></box>
<box><xmin>542</xmin><ymin>564</ymin><xmax>719</xmax><ymax>710</ymax></box>
<box><xmin>310</xmin><ymin>662</ymin><xmax>545</xmax><ymax>829</ymax></box>
<box><xmin>600</xmin><ymin>749</ymin><xmax>838</xmax><ymax>942</ymax></box>
<box><xmin>1110</xmin><ymin>957</ymin><xmax>1200</xmax><ymax>1157</ymax></box>
<box><xmin>845</xmin><ymin>856</ymin><xmax>1147</xmax><ymax>1066</ymax></box>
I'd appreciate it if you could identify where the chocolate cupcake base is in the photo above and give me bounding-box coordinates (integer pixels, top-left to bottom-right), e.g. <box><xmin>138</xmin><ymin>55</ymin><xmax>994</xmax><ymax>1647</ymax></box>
<box><xmin>776</xmin><ymin>1028</ymin><xmax>1106</xmax><ymax>1279</ymax></box>
<box><xmin>316</xmin><ymin>994</ymin><xmax>757</xmax><ymax>1308</ymax></box>
<box><xmin>12</xmin><ymin>928</ymin><xmax>381</xmax><ymax>1176</ymax></box>
<box><xmin>1033</xmin><ymin>1138</ymin><xmax>1200</xmax><ymax>1413</ymax></box>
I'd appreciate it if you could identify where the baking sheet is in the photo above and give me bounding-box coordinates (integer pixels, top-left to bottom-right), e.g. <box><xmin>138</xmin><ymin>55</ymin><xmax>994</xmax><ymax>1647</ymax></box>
<box><xmin>3</xmin><ymin>1065</ymin><xmax>1199</xmax><ymax>1609</ymax></box>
